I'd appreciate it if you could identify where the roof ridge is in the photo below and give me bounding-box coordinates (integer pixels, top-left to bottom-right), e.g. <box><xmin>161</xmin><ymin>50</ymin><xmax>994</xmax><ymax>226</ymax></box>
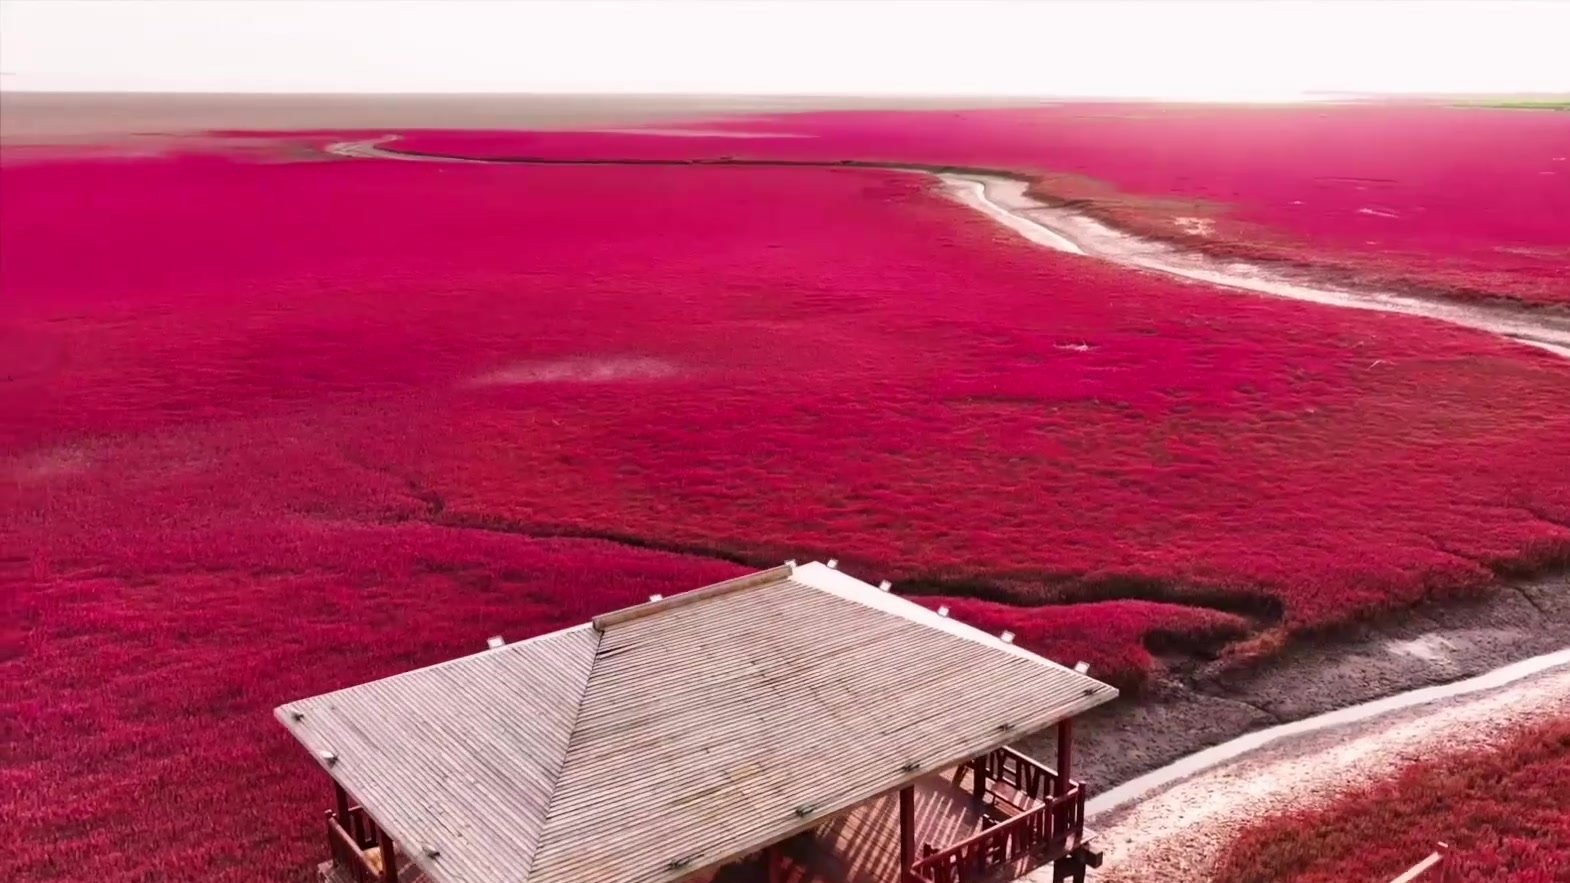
<box><xmin>789</xmin><ymin>562</ymin><xmax>1085</xmax><ymax>672</ymax></box>
<box><xmin>272</xmin><ymin>621</ymin><xmax>597</xmax><ymax>717</ymax></box>
<box><xmin>521</xmin><ymin>621</ymin><xmax>609</xmax><ymax>883</ymax></box>
<box><xmin>524</xmin><ymin>564</ymin><xmax>798</xmax><ymax>881</ymax></box>
<box><xmin>591</xmin><ymin>563</ymin><xmax>794</xmax><ymax>630</ymax></box>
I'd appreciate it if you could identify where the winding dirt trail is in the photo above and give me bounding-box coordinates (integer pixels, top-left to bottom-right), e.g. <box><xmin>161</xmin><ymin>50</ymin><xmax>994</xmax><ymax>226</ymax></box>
<box><xmin>327</xmin><ymin>136</ymin><xmax>1570</xmax><ymax>360</ymax></box>
<box><xmin>1061</xmin><ymin>652</ymin><xmax>1570</xmax><ymax>882</ymax></box>
<box><xmin>1086</xmin><ymin>647</ymin><xmax>1570</xmax><ymax>820</ymax></box>
<box><xmin>942</xmin><ymin>175</ymin><xmax>1570</xmax><ymax>359</ymax></box>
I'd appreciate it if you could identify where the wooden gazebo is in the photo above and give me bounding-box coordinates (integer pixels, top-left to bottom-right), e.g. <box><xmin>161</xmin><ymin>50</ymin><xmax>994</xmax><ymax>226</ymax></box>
<box><xmin>276</xmin><ymin>561</ymin><xmax>1118</xmax><ymax>883</ymax></box>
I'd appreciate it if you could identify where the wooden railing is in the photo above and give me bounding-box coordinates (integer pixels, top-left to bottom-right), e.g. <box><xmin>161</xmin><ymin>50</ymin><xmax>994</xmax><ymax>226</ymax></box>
<box><xmin>326</xmin><ymin>805</ymin><xmax>397</xmax><ymax>883</ymax></box>
<box><xmin>977</xmin><ymin>746</ymin><xmax>1059</xmax><ymax>804</ymax></box>
<box><xmin>907</xmin><ymin>745</ymin><xmax>1090</xmax><ymax>882</ymax></box>
<box><xmin>910</xmin><ymin>785</ymin><xmax>1085</xmax><ymax>883</ymax></box>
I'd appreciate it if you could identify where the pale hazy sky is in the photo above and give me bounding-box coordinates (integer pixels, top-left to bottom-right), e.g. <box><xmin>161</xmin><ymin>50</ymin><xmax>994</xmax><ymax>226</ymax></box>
<box><xmin>2</xmin><ymin>0</ymin><xmax>1567</xmax><ymax>100</ymax></box>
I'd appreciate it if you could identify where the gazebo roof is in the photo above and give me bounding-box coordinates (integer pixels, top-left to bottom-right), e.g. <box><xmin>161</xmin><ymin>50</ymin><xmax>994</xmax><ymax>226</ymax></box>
<box><xmin>276</xmin><ymin>561</ymin><xmax>1117</xmax><ymax>883</ymax></box>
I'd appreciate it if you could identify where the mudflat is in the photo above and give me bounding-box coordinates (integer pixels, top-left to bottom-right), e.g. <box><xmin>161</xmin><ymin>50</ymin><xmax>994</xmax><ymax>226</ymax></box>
<box><xmin>0</xmin><ymin>91</ymin><xmax>1027</xmax><ymax>142</ymax></box>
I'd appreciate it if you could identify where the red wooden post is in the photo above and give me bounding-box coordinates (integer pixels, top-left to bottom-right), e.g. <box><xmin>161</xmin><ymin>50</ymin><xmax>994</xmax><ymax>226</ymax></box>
<box><xmin>1052</xmin><ymin>717</ymin><xmax>1077</xmax><ymax>881</ymax></box>
<box><xmin>971</xmin><ymin>755</ymin><xmax>987</xmax><ymax>803</ymax></box>
<box><xmin>899</xmin><ymin>784</ymin><xmax>917</xmax><ymax>883</ymax></box>
<box><xmin>765</xmin><ymin>844</ymin><xmax>782</xmax><ymax>883</ymax></box>
<box><xmin>378</xmin><ymin>827</ymin><xmax>397</xmax><ymax>883</ymax></box>
<box><xmin>334</xmin><ymin>783</ymin><xmax>350</xmax><ymax>825</ymax></box>
<box><xmin>1055</xmin><ymin>718</ymin><xmax>1073</xmax><ymax>796</ymax></box>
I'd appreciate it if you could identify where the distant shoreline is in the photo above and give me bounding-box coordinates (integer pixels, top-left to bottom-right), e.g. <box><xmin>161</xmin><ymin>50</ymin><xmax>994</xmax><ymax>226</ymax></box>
<box><xmin>6</xmin><ymin>90</ymin><xmax>1568</xmax><ymax>141</ymax></box>
<box><xmin>0</xmin><ymin>92</ymin><xmax>1030</xmax><ymax>141</ymax></box>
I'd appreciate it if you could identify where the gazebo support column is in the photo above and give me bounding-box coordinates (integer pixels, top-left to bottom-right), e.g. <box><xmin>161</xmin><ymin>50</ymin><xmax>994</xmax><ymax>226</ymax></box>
<box><xmin>1055</xmin><ymin>717</ymin><xmax>1073</xmax><ymax>794</ymax></box>
<box><xmin>334</xmin><ymin>782</ymin><xmax>350</xmax><ymax>826</ymax></box>
<box><xmin>899</xmin><ymin>784</ymin><xmax>916</xmax><ymax>883</ymax></box>
<box><xmin>1053</xmin><ymin>717</ymin><xmax>1076</xmax><ymax>881</ymax></box>
<box><xmin>765</xmin><ymin>844</ymin><xmax>782</xmax><ymax>883</ymax></box>
<box><xmin>378</xmin><ymin>827</ymin><xmax>396</xmax><ymax>883</ymax></box>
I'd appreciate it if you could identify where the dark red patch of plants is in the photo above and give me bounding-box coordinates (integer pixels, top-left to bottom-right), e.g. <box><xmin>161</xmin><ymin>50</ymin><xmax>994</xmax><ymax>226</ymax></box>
<box><xmin>1212</xmin><ymin>716</ymin><xmax>1570</xmax><ymax>883</ymax></box>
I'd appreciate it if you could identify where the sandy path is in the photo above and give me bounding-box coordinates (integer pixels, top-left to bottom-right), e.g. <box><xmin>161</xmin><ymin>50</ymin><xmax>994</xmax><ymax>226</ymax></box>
<box><xmin>942</xmin><ymin>175</ymin><xmax>1570</xmax><ymax>360</ymax></box>
<box><xmin>1060</xmin><ymin>657</ymin><xmax>1570</xmax><ymax>882</ymax></box>
<box><xmin>326</xmin><ymin>137</ymin><xmax>1570</xmax><ymax>361</ymax></box>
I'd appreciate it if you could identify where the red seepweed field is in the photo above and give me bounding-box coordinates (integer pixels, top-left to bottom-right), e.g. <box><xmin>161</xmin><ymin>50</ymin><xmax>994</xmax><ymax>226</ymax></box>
<box><xmin>1212</xmin><ymin>716</ymin><xmax>1570</xmax><ymax>883</ymax></box>
<box><xmin>387</xmin><ymin>102</ymin><xmax>1570</xmax><ymax>307</ymax></box>
<box><xmin>3</xmin><ymin>104</ymin><xmax>1569</xmax><ymax>881</ymax></box>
